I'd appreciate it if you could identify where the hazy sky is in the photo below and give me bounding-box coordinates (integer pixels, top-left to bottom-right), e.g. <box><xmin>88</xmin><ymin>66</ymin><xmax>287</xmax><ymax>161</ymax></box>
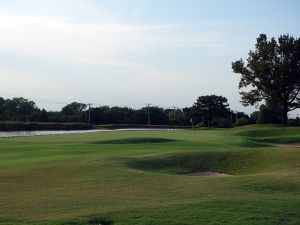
<box><xmin>0</xmin><ymin>0</ymin><xmax>299</xmax><ymax>114</ymax></box>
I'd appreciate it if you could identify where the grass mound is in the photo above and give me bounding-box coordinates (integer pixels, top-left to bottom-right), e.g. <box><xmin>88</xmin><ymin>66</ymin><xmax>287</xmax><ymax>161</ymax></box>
<box><xmin>124</xmin><ymin>150</ymin><xmax>281</xmax><ymax>175</ymax></box>
<box><xmin>232</xmin><ymin>125</ymin><xmax>300</xmax><ymax>143</ymax></box>
<box><xmin>94</xmin><ymin>137</ymin><xmax>177</xmax><ymax>144</ymax></box>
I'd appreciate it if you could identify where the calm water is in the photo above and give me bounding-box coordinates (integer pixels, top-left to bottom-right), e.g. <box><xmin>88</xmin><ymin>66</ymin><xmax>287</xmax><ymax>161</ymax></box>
<box><xmin>0</xmin><ymin>128</ymin><xmax>179</xmax><ymax>138</ymax></box>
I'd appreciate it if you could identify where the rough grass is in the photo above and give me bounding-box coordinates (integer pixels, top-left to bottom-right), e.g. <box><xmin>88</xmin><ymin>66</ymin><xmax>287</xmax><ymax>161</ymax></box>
<box><xmin>0</xmin><ymin>125</ymin><xmax>299</xmax><ymax>225</ymax></box>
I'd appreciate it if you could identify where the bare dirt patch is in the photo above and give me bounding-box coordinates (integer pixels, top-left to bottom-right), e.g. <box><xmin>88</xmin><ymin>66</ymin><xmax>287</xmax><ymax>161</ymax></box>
<box><xmin>269</xmin><ymin>142</ymin><xmax>300</xmax><ymax>148</ymax></box>
<box><xmin>183</xmin><ymin>172</ymin><xmax>232</xmax><ymax>177</ymax></box>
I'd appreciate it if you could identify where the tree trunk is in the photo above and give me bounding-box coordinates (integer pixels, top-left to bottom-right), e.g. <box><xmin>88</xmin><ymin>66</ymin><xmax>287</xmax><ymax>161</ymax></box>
<box><xmin>281</xmin><ymin>105</ymin><xmax>288</xmax><ymax>125</ymax></box>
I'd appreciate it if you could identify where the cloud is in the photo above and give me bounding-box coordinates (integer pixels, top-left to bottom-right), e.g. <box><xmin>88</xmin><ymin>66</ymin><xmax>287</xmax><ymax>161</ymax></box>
<box><xmin>0</xmin><ymin>13</ymin><xmax>242</xmax><ymax>62</ymax></box>
<box><xmin>0</xmin><ymin>66</ymin><xmax>61</xmax><ymax>96</ymax></box>
<box><xmin>0</xmin><ymin>13</ymin><xmax>242</xmax><ymax>84</ymax></box>
<box><xmin>0</xmin><ymin>9</ymin><xmax>249</xmax><ymax>110</ymax></box>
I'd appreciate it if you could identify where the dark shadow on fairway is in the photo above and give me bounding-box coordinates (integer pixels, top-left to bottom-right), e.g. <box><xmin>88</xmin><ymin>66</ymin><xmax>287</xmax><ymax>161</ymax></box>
<box><xmin>88</xmin><ymin>217</ymin><xmax>113</xmax><ymax>225</ymax></box>
<box><xmin>123</xmin><ymin>150</ymin><xmax>278</xmax><ymax>176</ymax></box>
<box><xmin>93</xmin><ymin>137</ymin><xmax>177</xmax><ymax>144</ymax></box>
<box><xmin>61</xmin><ymin>217</ymin><xmax>113</xmax><ymax>225</ymax></box>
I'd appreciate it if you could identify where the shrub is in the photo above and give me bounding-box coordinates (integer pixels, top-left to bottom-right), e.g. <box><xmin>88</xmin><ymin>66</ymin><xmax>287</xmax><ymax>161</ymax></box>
<box><xmin>212</xmin><ymin>118</ymin><xmax>231</xmax><ymax>128</ymax></box>
<box><xmin>234</xmin><ymin>117</ymin><xmax>250</xmax><ymax>127</ymax></box>
<box><xmin>196</xmin><ymin>122</ymin><xmax>206</xmax><ymax>128</ymax></box>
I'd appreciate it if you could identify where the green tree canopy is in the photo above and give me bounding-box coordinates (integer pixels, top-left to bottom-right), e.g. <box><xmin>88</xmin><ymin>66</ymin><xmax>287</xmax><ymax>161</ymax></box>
<box><xmin>4</xmin><ymin>97</ymin><xmax>37</xmax><ymax>120</ymax></box>
<box><xmin>62</xmin><ymin>102</ymin><xmax>87</xmax><ymax>115</ymax></box>
<box><xmin>232</xmin><ymin>34</ymin><xmax>300</xmax><ymax>125</ymax></box>
<box><xmin>192</xmin><ymin>95</ymin><xmax>230</xmax><ymax>127</ymax></box>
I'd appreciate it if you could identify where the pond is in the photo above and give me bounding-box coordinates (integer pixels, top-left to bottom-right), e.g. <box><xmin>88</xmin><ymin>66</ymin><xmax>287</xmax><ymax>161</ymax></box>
<box><xmin>0</xmin><ymin>128</ymin><xmax>180</xmax><ymax>137</ymax></box>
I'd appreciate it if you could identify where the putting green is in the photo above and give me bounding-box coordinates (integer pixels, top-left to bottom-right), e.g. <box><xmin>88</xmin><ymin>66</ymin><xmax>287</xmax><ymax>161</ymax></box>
<box><xmin>0</xmin><ymin>125</ymin><xmax>299</xmax><ymax>225</ymax></box>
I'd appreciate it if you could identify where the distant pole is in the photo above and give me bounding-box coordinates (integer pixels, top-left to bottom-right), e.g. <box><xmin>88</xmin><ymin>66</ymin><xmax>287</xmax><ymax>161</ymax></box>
<box><xmin>231</xmin><ymin>111</ymin><xmax>233</xmax><ymax>127</ymax></box>
<box><xmin>88</xmin><ymin>103</ymin><xmax>91</xmax><ymax>125</ymax></box>
<box><xmin>235</xmin><ymin>110</ymin><xmax>238</xmax><ymax>122</ymax></box>
<box><xmin>147</xmin><ymin>104</ymin><xmax>151</xmax><ymax>126</ymax></box>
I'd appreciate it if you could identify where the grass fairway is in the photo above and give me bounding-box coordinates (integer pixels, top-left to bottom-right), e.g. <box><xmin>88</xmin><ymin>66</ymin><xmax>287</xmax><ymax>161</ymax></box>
<box><xmin>0</xmin><ymin>125</ymin><xmax>300</xmax><ymax>225</ymax></box>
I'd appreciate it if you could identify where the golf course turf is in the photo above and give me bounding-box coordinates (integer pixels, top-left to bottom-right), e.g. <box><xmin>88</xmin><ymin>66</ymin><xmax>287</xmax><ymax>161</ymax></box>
<box><xmin>0</xmin><ymin>125</ymin><xmax>299</xmax><ymax>225</ymax></box>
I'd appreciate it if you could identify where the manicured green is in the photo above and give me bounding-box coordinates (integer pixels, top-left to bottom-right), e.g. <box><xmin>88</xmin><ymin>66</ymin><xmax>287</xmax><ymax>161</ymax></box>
<box><xmin>0</xmin><ymin>125</ymin><xmax>299</xmax><ymax>225</ymax></box>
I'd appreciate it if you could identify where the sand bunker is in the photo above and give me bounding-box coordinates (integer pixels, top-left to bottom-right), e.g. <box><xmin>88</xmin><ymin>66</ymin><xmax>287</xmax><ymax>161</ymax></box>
<box><xmin>269</xmin><ymin>142</ymin><xmax>300</xmax><ymax>148</ymax></box>
<box><xmin>183</xmin><ymin>172</ymin><xmax>232</xmax><ymax>177</ymax></box>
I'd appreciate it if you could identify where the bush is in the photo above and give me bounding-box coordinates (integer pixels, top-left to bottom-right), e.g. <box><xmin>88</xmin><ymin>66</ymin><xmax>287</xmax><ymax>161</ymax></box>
<box><xmin>234</xmin><ymin>117</ymin><xmax>249</xmax><ymax>127</ymax></box>
<box><xmin>212</xmin><ymin>118</ymin><xmax>231</xmax><ymax>128</ymax></box>
<box><xmin>196</xmin><ymin>122</ymin><xmax>206</xmax><ymax>128</ymax></box>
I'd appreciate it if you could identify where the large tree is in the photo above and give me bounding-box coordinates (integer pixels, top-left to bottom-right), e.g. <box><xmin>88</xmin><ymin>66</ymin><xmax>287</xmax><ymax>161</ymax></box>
<box><xmin>4</xmin><ymin>97</ymin><xmax>37</xmax><ymax>121</ymax></box>
<box><xmin>232</xmin><ymin>34</ymin><xmax>300</xmax><ymax>125</ymax></box>
<box><xmin>192</xmin><ymin>95</ymin><xmax>230</xmax><ymax>127</ymax></box>
<box><xmin>62</xmin><ymin>102</ymin><xmax>87</xmax><ymax>115</ymax></box>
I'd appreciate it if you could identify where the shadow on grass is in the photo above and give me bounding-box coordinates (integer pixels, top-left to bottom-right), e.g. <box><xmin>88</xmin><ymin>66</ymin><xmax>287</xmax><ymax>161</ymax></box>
<box><xmin>122</xmin><ymin>150</ymin><xmax>281</xmax><ymax>175</ymax></box>
<box><xmin>62</xmin><ymin>217</ymin><xmax>113</xmax><ymax>225</ymax></box>
<box><xmin>88</xmin><ymin>217</ymin><xmax>113</xmax><ymax>225</ymax></box>
<box><xmin>92</xmin><ymin>137</ymin><xmax>178</xmax><ymax>145</ymax></box>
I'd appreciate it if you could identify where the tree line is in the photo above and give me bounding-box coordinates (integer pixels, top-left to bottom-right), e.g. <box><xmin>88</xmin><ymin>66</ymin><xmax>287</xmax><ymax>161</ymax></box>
<box><xmin>0</xmin><ymin>97</ymin><xmax>189</xmax><ymax>126</ymax></box>
<box><xmin>1</xmin><ymin>95</ymin><xmax>299</xmax><ymax>128</ymax></box>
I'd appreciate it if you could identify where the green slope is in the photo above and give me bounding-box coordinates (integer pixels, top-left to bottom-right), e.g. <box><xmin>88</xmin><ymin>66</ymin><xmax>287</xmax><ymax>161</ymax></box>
<box><xmin>0</xmin><ymin>125</ymin><xmax>299</xmax><ymax>225</ymax></box>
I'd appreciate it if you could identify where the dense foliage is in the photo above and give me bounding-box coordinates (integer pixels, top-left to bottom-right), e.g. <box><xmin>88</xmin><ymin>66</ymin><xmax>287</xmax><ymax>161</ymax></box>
<box><xmin>191</xmin><ymin>95</ymin><xmax>230</xmax><ymax>127</ymax></box>
<box><xmin>2</xmin><ymin>95</ymin><xmax>298</xmax><ymax>128</ymax></box>
<box><xmin>0</xmin><ymin>97</ymin><xmax>191</xmax><ymax>126</ymax></box>
<box><xmin>232</xmin><ymin>34</ymin><xmax>300</xmax><ymax>125</ymax></box>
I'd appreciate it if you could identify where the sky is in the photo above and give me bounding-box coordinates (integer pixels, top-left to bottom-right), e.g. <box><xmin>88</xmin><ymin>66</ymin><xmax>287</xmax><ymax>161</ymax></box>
<box><xmin>0</xmin><ymin>0</ymin><xmax>300</xmax><ymax>115</ymax></box>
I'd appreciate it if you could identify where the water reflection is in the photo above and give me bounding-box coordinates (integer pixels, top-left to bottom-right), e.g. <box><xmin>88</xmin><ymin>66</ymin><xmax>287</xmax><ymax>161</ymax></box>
<box><xmin>0</xmin><ymin>130</ymin><xmax>109</xmax><ymax>137</ymax></box>
<box><xmin>0</xmin><ymin>128</ymin><xmax>179</xmax><ymax>137</ymax></box>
